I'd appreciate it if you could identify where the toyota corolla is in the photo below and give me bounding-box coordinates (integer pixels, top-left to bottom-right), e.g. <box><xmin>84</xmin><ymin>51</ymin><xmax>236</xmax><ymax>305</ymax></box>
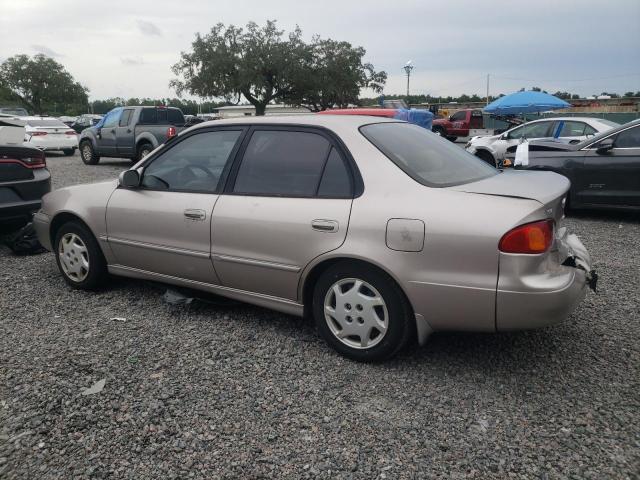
<box><xmin>33</xmin><ymin>115</ymin><xmax>596</xmax><ymax>361</ymax></box>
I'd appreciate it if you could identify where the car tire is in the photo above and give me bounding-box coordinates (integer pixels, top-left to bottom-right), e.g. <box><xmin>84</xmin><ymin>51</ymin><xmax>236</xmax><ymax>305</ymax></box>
<box><xmin>312</xmin><ymin>262</ymin><xmax>413</xmax><ymax>362</ymax></box>
<box><xmin>137</xmin><ymin>142</ymin><xmax>153</xmax><ymax>161</ymax></box>
<box><xmin>80</xmin><ymin>141</ymin><xmax>99</xmax><ymax>165</ymax></box>
<box><xmin>54</xmin><ymin>221</ymin><xmax>108</xmax><ymax>290</ymax></box>
<box><xmin>446</xmin><ymin>136</ymin><xmax>458</xmax><ymax>142</ymax></box>
<box><xmin>432</xmin><ymin>127</ymin><xmax>445</xmax><ymax>137</ymax></box>
<box><xmin>63</xmin><ymin>148</ymin><xmax>76</xmax><ymax>156</ymax></box>
<box><xmin>476</xmin><ymin>150</ymin><xmax>496</xmax><ymax>167</ymax></box>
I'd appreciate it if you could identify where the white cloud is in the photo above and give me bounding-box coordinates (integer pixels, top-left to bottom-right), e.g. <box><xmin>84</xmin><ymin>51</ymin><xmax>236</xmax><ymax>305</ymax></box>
<box><xmin>137</xmin><ymin>20</ymin><xmax>162</xmax><ymax>37</ymax></box>
<box><xmin>31</xmin><ymin>44</ymin><xmax>62</xmax><ymax>57</ymax></box>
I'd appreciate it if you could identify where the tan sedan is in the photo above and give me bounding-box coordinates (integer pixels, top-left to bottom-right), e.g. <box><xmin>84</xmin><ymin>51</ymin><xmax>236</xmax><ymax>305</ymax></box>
<box><xmin>34</xmin><ymin>115</ymin><xmax>595</xmax><ymax>361</ymax></box>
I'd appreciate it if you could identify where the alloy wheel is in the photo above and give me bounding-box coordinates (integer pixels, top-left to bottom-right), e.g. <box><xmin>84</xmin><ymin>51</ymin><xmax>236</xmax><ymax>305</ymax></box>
<box><xmin>324</xmin><ymin>278</ymin><xmax>389</xmax><ymax>349</ymax></box>
<box><xmin>58</xmin><ymin>233</ymin><xmax>90</xmax><ymax>282</ymax></box>
<box><xmin>82</xmin><ymin>144</ymin><xmax>92</xmax><ymax>162</ymax></box>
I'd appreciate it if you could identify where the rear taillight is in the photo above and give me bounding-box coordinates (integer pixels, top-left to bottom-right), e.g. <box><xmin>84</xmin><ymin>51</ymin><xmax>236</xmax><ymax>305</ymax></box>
<box><xmin>0</xmin><ymin>151</ymin><xmax>46</xmax><ymax>169</ymax></box>
<box><xmin>65</xmin><ymin>130</ymin><xmax>77</xmax><ymax>135</ymax></box>
<box><xmin>167</xmin><ymin>126</ymin><xmax>177</xmax><ymax>138</ymax></box>
<box><xmin>499</xmin><ymin>219</ymin><xmax>554</xmax><ymax>254</ymax></box>
<box><xmin>30</xmin><ymin>131</ymin><xmax>48</xmax><ymax>136</ymax></box>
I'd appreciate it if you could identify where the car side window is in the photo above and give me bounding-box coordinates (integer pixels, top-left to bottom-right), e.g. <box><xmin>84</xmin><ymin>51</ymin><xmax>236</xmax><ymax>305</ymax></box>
<box><xmin>557</xmin><ymin>121</ymin><xmax>586</xmax><ymax>137</ymax></box>
<box><xmin>233</xmin><ymin>130</ymin><xmax>332</xmax><ymax>196</ymax></box>
<box><xmin>139</xmin><ymin>108</ymin><xmax>157</xmax><ymax>124</ymax></box>
<box><xmin>317</xmin><ymin>148</ymin><xmax>352</xmax><ymax>198</ymax></box>
<box><xmin>119</xmin><ymin>110</ymin><xmax>133</xmax><ymax>127</ymax></box>
<box><xmin>613</xmin><ymin>126</ymin><xmax>640</xmax><ymax>148</ymax></box>
<box><xmin>510</xmin><ymin>121</ymin><xmax>552</xmax><ymax>140</ymax></box>
<box><xmin>141</xmin><ymin>130</ymin><xmax>242</xmax><ymax>193</ymax></box>
<box><xmin>450</xmin><ymin>111</ymin><xmax>466</xmax><ymax>122</ymax></box>
<box><xmin>584</xmin><ymin>124</ymin><xmax>597</xmax><ymax>136</ymax></box>
<box><xmin>103</xmin><ymin>110</ymin><xmax>121</xmax><ymax>128</ymax></box>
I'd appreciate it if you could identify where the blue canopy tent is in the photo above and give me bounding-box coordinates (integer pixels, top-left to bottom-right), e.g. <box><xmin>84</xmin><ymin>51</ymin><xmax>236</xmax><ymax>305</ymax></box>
<box><xmin>484</xmin><ymin>91</ymin><xmax>571</xmax><ymax>115</ymax></box>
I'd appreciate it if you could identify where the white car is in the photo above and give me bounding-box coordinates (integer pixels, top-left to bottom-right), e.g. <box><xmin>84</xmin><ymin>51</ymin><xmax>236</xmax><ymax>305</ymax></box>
<box><xmin>466</xmin><ymin>117</ymin><xmax>619</xmax><ymax>167</ymax></box>
<box><xmin>22</xmin><ymin>117</ymin><xmax>79</xmax><ymax>155</ymax></box>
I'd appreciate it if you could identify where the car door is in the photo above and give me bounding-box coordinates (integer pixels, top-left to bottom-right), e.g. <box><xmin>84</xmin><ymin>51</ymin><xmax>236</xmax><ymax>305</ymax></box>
<box><xmin>579</xmin><ymin>124</ymin><xmax>640</xmax><ymax>206</ymax></box>
<box><xmin>211</xmin><ymin>127</ymin><xmax>355</xmax><ymax>301</ymax></box>
<box><xmin>115</xmin><ymin>108</ymin><xmax>135</xmax><ymax>157</ymax></box>
<box><xmin>496</xmin><ymin>121</ymin><xmax>552</xmax><ymax>161</ymax></box>
<box><xmin>105</xmin><ymin>127</ymin><xmax>246</xmax><ymax>283</ymax></box>
<box><xmin>98</xmin><ymin>109</ymin><xmax>121</xmax><ymax>156</ymax></box>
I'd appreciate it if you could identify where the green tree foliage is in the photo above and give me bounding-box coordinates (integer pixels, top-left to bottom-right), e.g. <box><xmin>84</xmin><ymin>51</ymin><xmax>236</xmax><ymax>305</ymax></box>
<box><xmin>0</xmin><ymin>54</ymin><xmax>88</xmax><ymax>115</ymax></box>
<box><xmin>287</xmin><ymin>38</ymin><xmax>386</xmax><ymax>111</ymax></box>
<box><xmin>171</xmin><ymin>20</ymin><xmax>386</xmax><ymax>115</ymax></box>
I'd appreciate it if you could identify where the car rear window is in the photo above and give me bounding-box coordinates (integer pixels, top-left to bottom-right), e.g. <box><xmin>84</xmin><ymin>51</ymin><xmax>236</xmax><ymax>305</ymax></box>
<box><xmin>360</xmin><ymin>122</ymin><xmax>497</xmax><ymax>187</ymax></box>
<box><xmin>26</xmin><ymin>119</ymin><xmax>68</xmax><ymax>127</ymax></box>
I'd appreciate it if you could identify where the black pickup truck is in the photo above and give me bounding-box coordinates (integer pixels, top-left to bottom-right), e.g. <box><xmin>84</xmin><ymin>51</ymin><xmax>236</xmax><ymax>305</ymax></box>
<box><xmin>78</xmin><ymin>106</ymin><xmax>186</xmax><ymax>164</ymax></box>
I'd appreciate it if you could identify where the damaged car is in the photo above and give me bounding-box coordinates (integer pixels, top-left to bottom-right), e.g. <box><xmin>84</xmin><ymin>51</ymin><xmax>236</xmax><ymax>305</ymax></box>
<box><xmin>34</xmin><ymin>115</ymin><xmax>596</xmax><ymax>362</ymax></box>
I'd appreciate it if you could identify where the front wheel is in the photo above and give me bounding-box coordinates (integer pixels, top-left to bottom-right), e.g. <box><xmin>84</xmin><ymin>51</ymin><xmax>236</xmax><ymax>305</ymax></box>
<box><xmin>313</xmin><ymin>262</ymin><xmax>413</xmax><ymax>362</ymax></box>
<box><xmin>54</xmin><ymin>221</ymin><xmax>108</xmax><ymax>290</ymax></box>
<box><xmin>80</xmin><ymin>141</ymin><xmax>99</xmax><ymax>165</ymax></box>
<box><xmin>475</xmin><ymin>150</ymin><xmax>496</xmax><ymax>168</ymax></box>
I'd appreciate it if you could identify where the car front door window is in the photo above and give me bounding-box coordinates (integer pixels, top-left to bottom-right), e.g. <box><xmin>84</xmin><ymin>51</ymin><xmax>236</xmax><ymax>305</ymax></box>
<box><xmin>142</xmin><ymin>130</ymin><xmax>243</xmax><ymax>193</ymax></box>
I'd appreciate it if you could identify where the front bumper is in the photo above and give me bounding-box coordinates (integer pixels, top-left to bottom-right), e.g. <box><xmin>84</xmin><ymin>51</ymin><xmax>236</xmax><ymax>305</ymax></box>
<box><xmin>33</xmin><ymin>211</ymin><xmax>52</xmax><ymax>250</ymax></box>
<box><xmin>496</xmin><ymin>229</ymin><xmax>594</xmax><ymax>330</ymax></box>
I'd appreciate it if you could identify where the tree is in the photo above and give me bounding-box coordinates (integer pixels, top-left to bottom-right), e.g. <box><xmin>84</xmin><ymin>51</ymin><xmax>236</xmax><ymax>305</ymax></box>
<box><xmin>0</xmin><ymin>54</ymin><xmax>88</xmax><ymax>114</ymax></box>
<box><xmin>287</xmin><ymin>38</ymin><xmax>386</xmax><ymax>111</ymax></box>
<box><xmin>171</xmin><ymin>21</ymin><xmax>305</xmax><ymax>116</ymax></box>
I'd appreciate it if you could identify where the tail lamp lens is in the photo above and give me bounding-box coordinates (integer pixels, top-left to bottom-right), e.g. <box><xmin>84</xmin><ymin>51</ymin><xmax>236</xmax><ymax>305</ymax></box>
<box><xmin>167</xmin><ymin>126</ymin><xmax>176</xmax><ymax>138</ymax></box>
<box><xmin>30</xmin><ymin>131</ymin><xmax>48</xmax><ymax>136</ymax></box>
<box><xmin>499</xmin><ymin>219</ymin><xmax>554</xmax><ymax>254</ymax></box>
<box><xmin>65</xmin><ymin>130</ymin><xmax>77</xmax><ymax>135</ymax></box>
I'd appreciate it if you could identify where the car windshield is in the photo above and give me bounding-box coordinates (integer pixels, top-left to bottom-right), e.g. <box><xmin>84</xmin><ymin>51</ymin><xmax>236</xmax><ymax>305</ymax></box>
<box><xmin>360</xmin><ymin>122</ymin><xmax>498</xmax><ymax>187</ymax></box>
<box><xmin>26</xmin><ymin>119</ymin><xmax>68</xmax><ymax>127</ymax></box>
<box><xmin>0</xmin><ymin>108</ymin><xmax>29</xmax><ymax>116</ymax></box>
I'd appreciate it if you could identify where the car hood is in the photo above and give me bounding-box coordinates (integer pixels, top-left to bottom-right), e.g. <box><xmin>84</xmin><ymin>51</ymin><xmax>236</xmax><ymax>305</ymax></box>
<box><xmin>469</xmin><ymin>134</ymin><xmax>500</xmax><ymax>146</ymax></box>
<box><xmin>449</xmin><ymin>170</ymin><xmax>569</xmax><ymax>205</ymax></box>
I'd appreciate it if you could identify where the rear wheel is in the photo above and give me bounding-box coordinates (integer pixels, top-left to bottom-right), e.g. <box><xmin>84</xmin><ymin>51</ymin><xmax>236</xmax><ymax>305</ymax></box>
<box><xmin>476</xmin><ymin>150</ymin><xmax>496</xmax><ymax>167</ymax></box>
<box><xmin>54</xmin><ymin>221</ymin><xmax>107</xmax><ymax>290</ymax></box>
<box><xmin>80</xmin><ymin>141</ymin><xmax>99</xmax><ymax>165</ymax></box>
<box><xmin>312</xmin><ymin>262</ymin><xmax>412</xmax><ymax>362</ymax></box>
<box><xmin>62</xmin><ymin>148</ymin><xmax>75</xmax><ymax>156</ymax></box>
<box><xmin>137</xmin><ymin>142</ymin><xmax>153</xmax><ymax>161</ymax></box>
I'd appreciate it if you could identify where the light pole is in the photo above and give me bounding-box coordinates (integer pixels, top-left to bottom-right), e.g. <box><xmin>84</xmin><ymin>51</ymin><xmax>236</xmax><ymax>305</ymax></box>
<box><xmin>403</xmin><ymin>60</ymin><xmax>414</xmax><ymax>98</ymax></box>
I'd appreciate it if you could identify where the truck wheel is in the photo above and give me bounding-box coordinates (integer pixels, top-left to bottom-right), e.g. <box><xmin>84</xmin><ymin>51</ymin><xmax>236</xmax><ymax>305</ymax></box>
<box><xmin>62</xmin><ymin>148</ymin><xmax>76</xmax><ymax>156</ymax></box>
<box><xmin>80</xmin><ymin>141</ymin><xmax>99</xmax><ymax>165</ymax></box>
<box><xmin>432</xmin><ymin>127</ymin><xmax>445</xmax><ymax>137</ymax></box>
<box><xmin>476</xmin><ymin>150</ymin><xmax>496</xmax><ymax>167</ymax></box>
<box><xmin>137</xmin><ymin>142</ymin><xmax>153</xmax><ymax>161</ymax></box>
<box><xmin>446</xmin><ymin>136</ymin><xmax>458</xmax><ymax>142</ymax></box>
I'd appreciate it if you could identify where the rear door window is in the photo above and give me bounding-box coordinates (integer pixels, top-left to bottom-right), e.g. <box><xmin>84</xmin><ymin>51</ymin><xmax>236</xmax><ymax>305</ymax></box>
<box><xmin>139</xmin><ymin>108</ymin><xmax>157</xmax><ymax>124</ymax></box>
<box><xmin>361</xmin><ymin>122</ymin><xmax>497</xmax><ymax>187</ymax></box>
<box><xmin>232</xmin><ymin>130</ymin><xmax>332</xmax><ymax>196</ymax></box>
<box><xmin>557</xmin><ymin>121</ymin><xmax>587</xmax><ymax>137</ymax></box>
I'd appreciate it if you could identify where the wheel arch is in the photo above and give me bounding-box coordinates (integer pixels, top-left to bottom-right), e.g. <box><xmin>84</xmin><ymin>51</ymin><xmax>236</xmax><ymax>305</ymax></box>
<box><xmin>49</xmin><ymin>211</ymin><xmax>96</xmax><ymax>251</ymax></box>
<box><xmin>300</xmin><ymin>255</ymin><xmax>415</xmax><ymax>320</ymax></box>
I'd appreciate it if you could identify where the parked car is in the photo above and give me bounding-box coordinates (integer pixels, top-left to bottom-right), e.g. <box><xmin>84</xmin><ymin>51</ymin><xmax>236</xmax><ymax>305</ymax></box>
<box><xmin>58</xmin><ymin>116</ymin><xmax>78</xmax><ymax>127</ymax></box>
<box><xmin>0</xmin><ymin>106</ymin><xmax>30</xmax><ymax>117</ymax></box>
<box><xmin>22</xmin><ymin>117</ymin><xmax>79</xmax><ymax>155</ymax></box>
<box><xmin>431</xmin><ymin>109</ymin><xmax>487</xmax><ymax>141</ymax></box>
<box><xmin>504</xmin><ymin>119</ymin><xmax>640</xmax><ymax>209</ymax></box>
<box><xmin>78</xmin><ymin>106</ymin><xmax>185</xmax><ymax>164</ymax></box>
<box><xmin>0</xmin><ymin>144</ymin><xmax>51</xmax><ymax>226</ymax></box>
<box><xmin>319</xmin><ymin>108</ymin><xmax>434</xmax><ymax>130</ymax></box>
<box><xmin>34</xmin><ymin>115</ymin><xmax>595</xmax><ymax>361</ymax></box>
<box><xmin>467</xmin><ymin>117</ymin><xmax>619</xmax><ymax>167</ymax></box>
<box><xmin>71</xmin><ymin>114</ymin><xmax>103</xmax><ymax>134</ymax></box>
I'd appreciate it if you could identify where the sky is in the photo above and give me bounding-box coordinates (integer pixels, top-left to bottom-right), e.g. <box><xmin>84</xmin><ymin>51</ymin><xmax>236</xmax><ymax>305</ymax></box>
<box><xmin>1</xmin><ymin>0</ymin><xmax>639</xmax><ymax>102</ymax></box>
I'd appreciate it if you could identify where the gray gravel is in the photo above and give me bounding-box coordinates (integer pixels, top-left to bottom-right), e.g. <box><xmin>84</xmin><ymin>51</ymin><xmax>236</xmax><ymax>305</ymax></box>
<box><xmin>1</xmin><ymin>152</ymin><xmax>639</xmax><ymax>479</ymax></box>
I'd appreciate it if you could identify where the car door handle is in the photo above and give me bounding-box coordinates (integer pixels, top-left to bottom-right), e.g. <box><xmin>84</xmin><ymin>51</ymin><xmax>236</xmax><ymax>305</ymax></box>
<box><xmin>184</xmin><ymin>209</ymin><xmax>206</xmax><ymax>220</ymax></box>
<box><xmin>311</xmin><ymin>219</ymin><xmax>338</xmax><ymax>232</ymax></box>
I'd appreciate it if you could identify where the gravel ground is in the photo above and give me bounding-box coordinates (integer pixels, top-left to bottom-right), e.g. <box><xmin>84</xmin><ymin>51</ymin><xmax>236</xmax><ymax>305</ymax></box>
<box><xmin>1</xmin><ymin>152</ymin><xmax>639</xmax><ymax>479</ymax></box>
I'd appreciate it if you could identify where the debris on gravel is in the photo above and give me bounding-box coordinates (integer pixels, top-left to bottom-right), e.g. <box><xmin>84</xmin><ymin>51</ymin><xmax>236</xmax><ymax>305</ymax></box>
<box><xmin>1</xmin><ymin>153</ymin><xmax>638</xmax><ymax>479</ymax></box>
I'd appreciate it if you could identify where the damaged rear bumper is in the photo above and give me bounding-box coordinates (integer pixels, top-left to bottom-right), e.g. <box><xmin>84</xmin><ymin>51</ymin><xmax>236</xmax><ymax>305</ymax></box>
<box><xmin>496</xmin><ymin>227</ymin><xmax>595</xmax><ymax>331</ymax></box>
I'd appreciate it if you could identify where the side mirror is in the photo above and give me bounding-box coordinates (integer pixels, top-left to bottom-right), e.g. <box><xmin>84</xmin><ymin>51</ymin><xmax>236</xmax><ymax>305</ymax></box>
<box><xmin>596</xmin><ymin>138</ymin><xmax>614</xmax><ymax>154</ymax></box>
<box><xmin>119</xmin><ymin>170</ymin><xmax>140</xmax><ymax>188</ymax></box>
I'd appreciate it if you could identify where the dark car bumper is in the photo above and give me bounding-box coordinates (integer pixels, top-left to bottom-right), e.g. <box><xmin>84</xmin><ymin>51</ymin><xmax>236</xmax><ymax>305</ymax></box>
<box><xmin>0</xmin><ymin>168</ymin><xmax>51</xmax><ymax>224</ymax></box>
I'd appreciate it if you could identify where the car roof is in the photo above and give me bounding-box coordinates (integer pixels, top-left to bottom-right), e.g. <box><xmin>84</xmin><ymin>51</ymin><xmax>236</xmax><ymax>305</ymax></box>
<box><xmin>191</xmin><ymin>114</ymin><xmax>398</xmax><ymax>132</ymax></box>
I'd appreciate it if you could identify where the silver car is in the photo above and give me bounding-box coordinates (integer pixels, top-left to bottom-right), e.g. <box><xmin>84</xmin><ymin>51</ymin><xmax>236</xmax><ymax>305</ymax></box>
<box><xmin>466</xmin><ymin>117</ymin><xmax>619</xmax><ymax>167</ymax></box>
<box><xmin>34</xmin><ymin>116</ymin><xmax>595</xmax><ymax>361</ymax></box>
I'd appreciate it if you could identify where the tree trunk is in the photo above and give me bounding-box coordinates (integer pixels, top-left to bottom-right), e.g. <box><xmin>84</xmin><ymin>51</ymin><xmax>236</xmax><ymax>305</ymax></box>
<box><xmin>254</xmin><ymin>103</ymin><xmax>267</xmax><ymax>116</ymax></box>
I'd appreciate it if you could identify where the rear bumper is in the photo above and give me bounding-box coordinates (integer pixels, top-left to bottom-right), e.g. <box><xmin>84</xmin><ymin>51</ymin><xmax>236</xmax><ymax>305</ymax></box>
<box><xmin>496</xmin><ymin>230</ymin><xmax>593</xmax><ymax>330</ymax></box>
<box><xmin>0</xmin><ymin>169</ymin><xmax>51</xmax><ymax>223</ymax></box>
<box><xmin>25</xmin><ymin>137</ymin><xmax>78</xmax><ymax>151</ymax></box>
